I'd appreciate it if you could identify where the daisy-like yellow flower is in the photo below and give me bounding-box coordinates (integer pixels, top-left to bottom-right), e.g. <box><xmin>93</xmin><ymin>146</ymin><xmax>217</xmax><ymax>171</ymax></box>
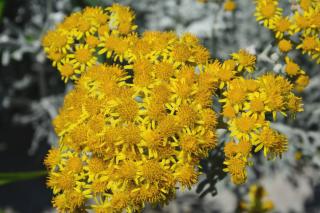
<box><xmin>223</xmin><ymin>154</ymin><xmax>248</xmax><ymax>184</ymax></box>
<box><xmin>278</xmin><ymin>38</ymin><xmax>293</xmax><ymax>52</ymax></box>
<box><xmin>98</xmin><ymin>34</ymin><xmax>132</xmax><ymax>62</ymax></box>
<box><xmin>220</xmin><ymin>82</ymin><xmax>247</xmax><ymax>112</ymax></box>
<box><xmin>215</xmin><ymin>59</ymin><xmax>237</xmax><ymax>88</ymax></box>
<box><xmin>252</xmin><ymin>126</ymin><xmax>288</xmax><ymax>157</ymax></box>
<box><xmin>69</xmin><ymin>44</ymin><xmax>97</xmax><ymax>73</ymax></box>
<box><xmin>74</xmin><ymin>15</ymin><xmax>98</xmax><ymax>40</ymax></box>
<box><xmin>231</xmin><ymin>49</ymin><xmax>256</xmax><ymax>72</ymax></box>
<box><xmin>244</xmin><ymin>91</ymin><xmax>270</xmax><ymax>119</ymax></box>
<box><xmin>258</xmin><ymin>73</ymin><xmax>293</xmax><ymax>119</ymax></box>
<box><xmin>228</xmin><ymin>113</ymin><xmax>261</xmax><ymax>140</ymax></box>
<box><xmin>295</xmin><ymin>74</ymin><xmax>310</xmax><ymax>91</ymax></box>
<box><xmin>300</xmin><ymin>0</ymin><xmax>315</xmax><ymax>11</ymax></box>
<box><xmin>107</xmin><ymin>4</ymin><xmax>137</xmax><ymax>35</ymax></box>
<box><xmin>270</xmin><ymin>16</ymin><xmax>292</xmax><ymax>39</ymax></box>
<box><xmin>284</xmin><ymin>57</ymin><xmax>301</xmax><ymax>76</ymax></box>
<box><xmin>57</xmin><ymin>58</ymin><xmax>77</xmax><ymax>82</ymax></box>
<box><xmin>42</xmin><ymin>30</ymin><xmax>74</xmax><ymax>54</ymax></box>
<box><xmin>291</xmin><ymin>11</ymin><xmax>312</xmax><ymax>34</ymax></box>
<box><xmin>286</xmin><ymin>93</ymin><xmax>304</xmax><ymax>116</ymax></box>
<box><xmin>254</xmin><ymin>0</ymin><xmax>282</xmax><ymax>28</ymax></box>
<box><xmin>297</xmin><ymin>34</ymin><xmax>319</xmax><ymax>56</ymax></box>
<box><xmin>46</xmin><ymin>49</ymin><xmax>66</xmax><ymax>67</ymax></box>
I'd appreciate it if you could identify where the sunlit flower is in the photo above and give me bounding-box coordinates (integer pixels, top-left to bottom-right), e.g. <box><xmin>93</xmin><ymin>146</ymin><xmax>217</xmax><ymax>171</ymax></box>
<box><xmin>254</xmin><ymin>0</ymin><xmax>282</xmax><ymax>28</ymax></box>
<box><xmin>231</xmin><ymin>49</ymin><xmax>256</xmax><ymax>72</ymax></box>
<box><xmin>278</xmin><ymin>39</ymin><xmax>293</xmax><ymax>52</ymax></box>
<box><xmin>284</xmin><ymin>57</ymin><xmax>301</xmax><ymax>76</ymax></box>
<box><xmin>270</xmin><ymin>16</ymin><xmax>292</xmax><ymax>39</ymax></box>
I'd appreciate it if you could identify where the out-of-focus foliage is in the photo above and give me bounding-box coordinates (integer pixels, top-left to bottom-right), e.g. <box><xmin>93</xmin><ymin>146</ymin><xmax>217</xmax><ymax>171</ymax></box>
<box><xmin>0</xmin><ymin>0</ymin><xmax>5</xmax><ymax>21</ymax></box>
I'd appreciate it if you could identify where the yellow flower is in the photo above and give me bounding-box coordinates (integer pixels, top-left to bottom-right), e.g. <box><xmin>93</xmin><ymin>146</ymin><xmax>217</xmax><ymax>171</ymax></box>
<box><xmin>278</xmin><ymin>39</ymin><xmax>293</xmax><ymax>52</ymax></box>
<box><xmin>222</xmin><ymin>103</ymin><xmax>238</xmax><ymax>119</ymax></box>
<box><xmin>270</xmin><ymin>16</ymin><xmax>292</xmax><ymax>39</ymax></box>
<box><xmin>295</xmin><ymin>74</ymin><xmax>310</xmax><ymax>91</ymax></box>
<box><xmin>224</xmin><ymin>141</ymin><xmax>239</xmax><ymax>158</ymax></box>
<box><xmin>231</xmin><ymin>49</ymin><xmax>256</xmax><ymax>72</ymax></box>
<box><xmin>252</xmin><ymin>126</ymin><xmax>288</xmax><ymax>158</ymax></box>
<box><xmin>216</xmin><ymin>59</ymin><xmax>237</xmax><ymax>88</ymax></box>
<box><xmin>258</xmin><ymin>73</ymin><xmax>292</xmax><ymax>119</ymax></box>
<box><xmin>174</xmin><ymin>164</ymin><xmax>198</xmax><ymax>189</ymax></box>
<box><xmin>98</xmin><ymin>34</ymin><xmax>131</xmax><ymax>62</ymax></box>
<box><xmin>286</xmin><ymin>93</ymin><xmax>304</xmax><ymax>115</ymax></box>
<box><xmin>69</xmin><ymin>44</ymin><xmax>97</xmax><ymax>73</ymax></box>
<box><xmin>284</xmin><ymin>57</ymin><xmax>301</xmax><ymax>76</ymax></box>
<box><xmin>292</xmin><ymin>11</ymin><xmax>311</xmax><ymax>33</ymax></box>
<box><xmin>244</xmin><ymin>91</ymin><xmax>270</xmax><ymax>119</ymax></box>
<box><xmin>47</xmin><ymin>170</ymin><xmax>76</xmax><ymax>194</ymax></box>
<box><xmin>108</xmin><ymin>4</ymin><xmax>137</xmax><ymax>35</ymax></box>
<box><xmin>254</xmin><ymin>0</ymin><xmax>282</xmax><ymax>28</ymax></box>
<box><xmin>224</xmin><ymin>140</ymin><xmax>252</xmax><ymax>158</ymax></box>
<box><xmin>294</xmin><ymin>151</ymin><xmax>303</xmax><ymax>161</ymax></box>
<box><xmin>297</xmin><ymin>35</ymin><xmax>320</xmax><ymax>61</ymax></box>
<box><xmin>42</xmin><ymin>30</ymin><xmax>73</xmax><ymax>53</ymax></box>
<box><xmin>224</xmin><ymin>0</ymin><xmax>237</xmax><ymax>12</ymax></box>
<box><xmin>57</xmin><ymin>58</ymin><xmax>76</xmax><ymax>82</ymax></box>
<box><xmin>74</xmin><ymin>16</ymin><xmax>98</xmax><ymax>40</ymax></box>
<box><xmin>85</xmin><ymin>35</ymin><xmax>100</xmax><ymax>48</ymax></box>
<box><xmin>223</xmin><ymin>155</ymin><xmax>248</xmax><ymax>184</ymax></box>
<box><xmin>229</xmin><ymin>113</ymin><xmax>260</xmax><ymax>140</ymax></box>
<box><xmin>44</xmin><ymin>148</ymin><xmax>61</xmax><ymax>170</ymax></box>
<box><xmin>300</xmin><ymin>0</ymin><xmax>318</xmax><ymax>11</ymax></box>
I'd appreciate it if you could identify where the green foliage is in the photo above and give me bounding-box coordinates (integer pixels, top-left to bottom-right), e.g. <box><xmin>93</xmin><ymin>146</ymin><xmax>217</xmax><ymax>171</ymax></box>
<box><xmin>0</xmin><ymin>171</ymin><xmax>47</xmax><ymax>186</ymax></box>
<box><xmin>0</xmin><ymin>0</ymin><xmax>5</xmax><ymax>21</ymax></box>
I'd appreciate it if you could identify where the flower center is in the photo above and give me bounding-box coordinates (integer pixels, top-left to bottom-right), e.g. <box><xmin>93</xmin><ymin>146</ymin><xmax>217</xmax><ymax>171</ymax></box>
<box><xmin>75</xmin><ymin>48</ymin><xmax>92</xmax><ymax>63</ymax></box>
<box><xmin>261</xmin><ymin>4</ymin><xmax>276</xmax><ymax>18</ymax></box>
<box><xmin>60</xmin><ymin>63</ymin><xmax>74</xmax><ymax>77</ymax></box>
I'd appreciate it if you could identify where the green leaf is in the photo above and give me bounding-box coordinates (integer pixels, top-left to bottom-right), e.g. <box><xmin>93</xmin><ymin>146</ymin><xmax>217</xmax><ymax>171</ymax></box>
<box><xmin>0</xmin><ymin>0</ymin><xmax>5</xmax><ymax>21</ymax></box>
<box><xmin>0</xmin><ymin>170</ymin><xmax>47</xmax><ymax>186</ymax></box>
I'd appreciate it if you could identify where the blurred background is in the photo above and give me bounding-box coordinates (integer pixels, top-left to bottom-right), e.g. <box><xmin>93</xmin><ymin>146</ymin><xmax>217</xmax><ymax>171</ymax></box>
<box><xmin>0</xmin><ymin>0</ymin><xmax>319</xmax><ymax>212</ymax></box>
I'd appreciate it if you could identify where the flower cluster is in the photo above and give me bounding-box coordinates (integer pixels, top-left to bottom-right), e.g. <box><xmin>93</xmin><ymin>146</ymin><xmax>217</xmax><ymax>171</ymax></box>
<box><xmin>42</xmin><ymin>3</ymin><xmax>304</xmax><ymax>212</ymax></box>
<box><xmin>43</xmin><ymin>5</ymin><xmax>219</xmax><ymax>212</ymax></box>
<box><xmin>42</xmin><ymin>5</ymin><xmax>137</xmax><ymax>82</ymax></box>
<box><xmin>239</xmin><ymin>184</ymin><xmax>274</xmax><ymax>213</ymax></box>
<box><xmin>254</xmin><ymin>0</ymin><xmax>319</xmax><ymax>91</ymax></box>
<box><xmin>219</xmin><ymin>49</ymin><xmax>303</xmax><ymax>184</ymax></box>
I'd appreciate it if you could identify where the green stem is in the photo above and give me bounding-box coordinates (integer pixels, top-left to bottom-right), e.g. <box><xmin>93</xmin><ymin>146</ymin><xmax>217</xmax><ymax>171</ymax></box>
<box><xmin>0</xmin><ymin>170</ymin><xmax>47</xmax><ymax>186</ymax></box>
